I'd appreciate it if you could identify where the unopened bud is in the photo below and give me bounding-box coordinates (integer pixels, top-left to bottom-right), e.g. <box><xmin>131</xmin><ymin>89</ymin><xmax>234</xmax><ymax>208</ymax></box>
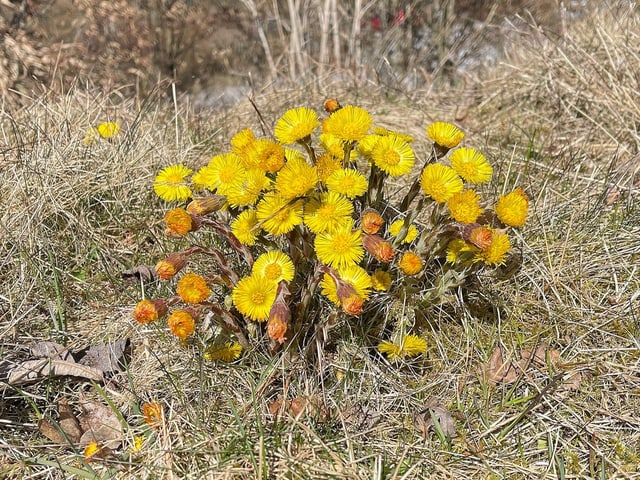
<box><xmin>361</xmin><ymin>208</ymin><xmax>385</xmax><ymax>235</ymax></box>
<box><xmin>324</xmin><ymin>98</ymin><xmax>341</xmax><ymax>113</ymax></box>
<box><xmin>186</xmin><ymin>195</ymin><xmax>226</xmax><ymax>216</ymax></box>
<box><xmin>155</xmin><ymin>253</ymin><xmax>188</xmax><ymax>280</ymax></box>
<box><xmin>363</xmin><ymin>234</ymin><xmax>395</xmax><ymax>262</ymax></box>
<box><xmin>133</xmin><ymin>298</ymin><xmax>168</xmax><ymax>324</ymax></box>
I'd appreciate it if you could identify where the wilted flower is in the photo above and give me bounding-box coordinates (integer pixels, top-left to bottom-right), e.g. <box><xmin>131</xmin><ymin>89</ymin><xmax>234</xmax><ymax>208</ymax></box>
<box><xmin>363</xmin><ymin>234</ymin><xmax>395</xmax><ymax>262</ymax></box>
<box><xmin>398</xmin><ymin>251</ymin><xmax>423</xmax><ymax>276</ymax></box>
<box><xmin>176</xmin><ymin>273</ymin><xmax>211</xmax><ymax>304</ymax></box>
<box><xmin>361</xmin><ymin>208</ymin><xmax>385</xmax><ymax>235</ymax></box>
<box><xmin>186</xmin><ymin>195</ymin><xmax>226</xmax><ymax>216</ymax></box>
<box><xmin>165</xmin><ymin>208</ymin><xmax>199</xmax><ymax>236</ymax></box>
<box><xmin>142</xmin><ymin>401</ymin><xmax>163</xmax><ymax>426</ymax></box>
<box><xmin>324</xmin><ymin>98</ymin><xmax>341</xmax><ymax>113</ymax></box>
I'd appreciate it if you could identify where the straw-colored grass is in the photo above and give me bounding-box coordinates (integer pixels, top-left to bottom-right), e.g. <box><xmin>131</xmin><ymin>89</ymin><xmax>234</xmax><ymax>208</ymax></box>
<box><xmin>1</xmin><ymin>3</ymin><xmax>639</xmax><ymax>479</ymax></box>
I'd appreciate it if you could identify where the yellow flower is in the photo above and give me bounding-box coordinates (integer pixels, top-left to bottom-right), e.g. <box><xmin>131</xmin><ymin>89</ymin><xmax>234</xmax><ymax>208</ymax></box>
<box><xmin>207</xmin><ymin>153</ymin><xmax>246</xmax><ymax>195</ymax></box>
<box><xmin>165</xmin><ymin>208</ymin><xmax>196</xmax><ymax>236</ymax></box>
<box><xmin>253</xmin><ymin>138</ymin><xmax>286</xmax><ymax>173</ymax></box>
<box><xmin>142</xmin><ymin>401</ymin><xmax>163</xmax><ymax>426</ymax></box>
<box><xmin>388</xmin><ymin>219</ymin><xmax>418</xmax><ymax>243</ymax></box>
<box><xmin>83</xmin><ymin>441</ymin><xmax>103</xmax><ymax>462</ymax></box>
<box><xmin>315</xmin><ymin>221</ymin><xmax>364</xmax><ymax>268</ymax></box>
<box><xmin>316</xmin><ymin>153</ymin><xmax>342</xmax><ymax>182</ymax></box>
<box><xmin>252</xmin><ymin>251</ymin><xmax>295</xmax><ymax>283</ymax></box>
<box><xmin>371</xmin><ymin>269</ymin><xmax>392</xmax><ymax>291</ymax></box>
<box><xmin>325</xmin><ymin>168</ymin><xmax>368</xmax><ymax>199</ymax></box>
<box><xmin>379</xmin><ymin>334</ymin><xmax>427</xmax><ymax>360</ymax></box>
<box><xmin>426</xmin><ymin>122</ymin><xmax>464</xmax><ymax>149</ymax></box>
<box><xmin>153</xmin><ymin>164</ymin><xmax>193</xmax><ymax>202</ymax></box>
<box><xmin>475</xmin><ymin>229</ymin><xmax>511</xmax><ymax>266</ymax></box>
<box><xmin>319</xmin><ymin>133</ymin><xmax>350</xmax><ymax>160</ymax></box>
<box><xmin>232</xmin><ymin>274</ymin><xmax>277</xmax><ymax>321</ymax></box>
<box><xmin>231</xmin><ymin>128</ymin><xmax>255</xmax><ymax>156</ymax></box>
<box><xmin>225</xmin><ymin>169</ymin><xmax>271</xmax><ymax>207</ymax></box>
<box><xmin>449</xmin><ymin>147</ymin><xmax>493</xmax><ymax>184</ymax></box>
<box><xmin>371</xmin><ymin>135</ymin><xmax>415</xmax><ymax>177</ymax></box>
<box><xmin>167</xmin><ymin>310</ymin><xmax>196</xmax><ymax>339</ymax></box>
<box><xmin>356</xmin><ymin>134</ymin><xmax>380</xmax><ymax>159</ymax></box>
<box><xmin>398</xmin><ymin>251</ymin><xmax>423</xmax><ymax>276</ymax></box>
<box><xmin>256</xmin><ymin>193</ymin><xmax>304</xmax><ymax>235</ymax></box>
<box><xmin>447</xmin><ymin>189</ymin><xmax>483</xmax><ymax>224</ymax></box>
<box><xmin>204</xmin><ymin>342</ymin><xmax>243</xmax><ymax>362</ymax></box>
<box><xmin>97</xmin><ymin>121</ymin><xmax>120</xmax><ymax>138</ymax></box>
<box><xmin>323</xmin><ymin>105</ymin><xmax>372</xmax><ymax>142</ymax></box>
<box><xmin>176</xmin><ymin>273</ymin><xmax>211</xmax><ymax>304</ymax></box>
<box><xmin>274</xmin><ymin>156</ymin><xmax>318</xmax><ymax>199</ymax></box>
<box><xmin>130</xmin><ymin>436</ymin><xmax>144</xmax><ymax>454</ymax></box>
<box><xmin>445</xmin><ymin>239</ymin><xmax>476</xmax><ymax>264</ymax></box>
<box><xmin>495</xmin><ymin>188</ymin><xmax>529</xmax><ymax>228</ymax></box>
<box><xmin>230</xmin><ymin>208</ymin><xmax>260</xmax><ymax>245</ymax></box>
<box><xmin>321</xmin><ymin>264</ymin><xmax>372</xmax><ymax>305</ymax></box>
<box><xmin>274</xmin><ymin>106</ymin><xmax>320</xmax><ymax>144</ymax></box>
<box><xmin>420</xmin><ymin>163</ymin><xmax>463</xmax><ymax>203</ymax></box>
<box><xmin>133</xmin><ymin>299</ymin><xmax>168</xmax><ymax>324</ymax></box>
<box><xmin>304</xmin><ymin>192</ymin><xmax>354</xmax><ymax>234</ymax></box>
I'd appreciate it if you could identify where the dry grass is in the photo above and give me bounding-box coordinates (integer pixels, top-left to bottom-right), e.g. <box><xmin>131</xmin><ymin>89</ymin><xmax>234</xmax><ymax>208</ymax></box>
<box><xmin>1</xmin><ymin>2</ymin><xmax>640</xmax><ymax>479</ymax></box>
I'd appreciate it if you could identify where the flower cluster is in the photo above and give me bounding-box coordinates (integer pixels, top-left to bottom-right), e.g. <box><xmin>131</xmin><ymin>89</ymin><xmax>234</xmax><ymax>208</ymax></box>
<box><xmin>133</xmin><ymin>102</ymin><xmax>528</xmax><ymax>361</ymax></box>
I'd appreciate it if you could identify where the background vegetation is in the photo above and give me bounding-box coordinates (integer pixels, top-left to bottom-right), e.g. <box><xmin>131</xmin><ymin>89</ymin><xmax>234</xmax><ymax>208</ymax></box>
<box><xmin>1</xmin><ymin>0</ymin><xmax>639</xmax><ymax>478</ymax></box>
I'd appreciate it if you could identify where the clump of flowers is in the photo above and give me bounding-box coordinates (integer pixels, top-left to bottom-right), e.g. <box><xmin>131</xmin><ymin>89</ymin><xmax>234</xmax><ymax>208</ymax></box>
<box><xmin>131</xmin><ymin>103</ymin><xmax>529</xmax><ymax>362</ymax></box>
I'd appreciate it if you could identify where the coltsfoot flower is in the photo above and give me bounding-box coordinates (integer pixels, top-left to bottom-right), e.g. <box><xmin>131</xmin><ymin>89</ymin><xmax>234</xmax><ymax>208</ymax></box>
<box><xmin>204</xmin><ymin>342</ymin><xmax>243</xmax><ymax>362</ymax></box>
<box><xmin>252</xmin><ymin>251</ymin><xmax>295</xmax><ymax>283</ymax></box>
<box><xmin>449</xmin><ymin>147</ymin><xmax>492</xmax><ymax>184</ymax></box>
<box><xmin>495</xmin><ymin>188</ymin><xmax>529</xmax><ymax>228</ymax></box>
<box><xmin>230</xmin><ymin>208</ymin><xmax>259</xmax><ymax>245</ymax></box>
<box><xmin>361</xmin><ymin>208</ymin><xmax>385</xmax><ymax>235</ymax></box>
<box><xmin>304</xmin><ymin>192</ymin><xmax>354</xmax><ymax>234</ymax></box>
<box><xmin>256</xmin><ymin>193</ymin><xmax>304</xmax><ymax>236</ymax></box>
<box><xmin>167</xmin><ymin>310</ymin><xmax>196</xmax><ymax>339</ymax></box>
<box><xmin>315</xmin><ymin>221</ymin><xmax>364</xmax><ymax>268</ymax></box>
<box><xmin>155</xmin><ymin>253</ymin><xmax>188</xmax><ymax>280</ymax></box>
<box><xmin>420</xmin><ymin>163</ymin><xmax>463</xmax><ymax>203</ymax></box>
<box><xmin>133</xmin><ymin>299</ymin><xmax>168</xmax><ymax>324</ymax></box>
<box><xmin>176</xmin><ymin>273</ymin><xmax>211</xmax><ymax>304</ymax></box>
<box><xmin>165</xmin><ymin>208</ymin><xmax>198</xmax><ymax>236</ymax></box>
<box><xmin>371</xmin><ymin>134</ymin><xmax>415</xmax><ymax>177</ymax></box>
<box><xmin>232</xmin><ymin>275</ymin><xmax>277</xmax><ymax>321</ymax></box>
<box><xmin>153</xmin><ymin>164</ymin><xmax>193</xmax><ymax>202</ymax></box>
<box><xmin>398</xmin><ymin>251</ymin><xmax>424</xmax><ymax>276</ymax></box>
<box><xmin>325</xmin><ymin>168</ymin><xmax>368</xmax><ymax>199</ymax></box>
<box><xmin>274</xmin><ymin>106</ymin><xmax>320</xmax><ymax>144</ymax></box>
<box><xmin>426</xmin><ymin>122</ymin><xmax>464</xmax><ymax>150</ymax></box>
<box><xmin>447</xmin><ymin>189</ymin><xmax>483</xmax><ymax>224</ymax></box>
<box><xmin>378</xmin><ymin>334</ymin><xmax>427</xmax><ymax>360</ymax></box>
<box><xmin>371</xmin><ymin>269</ymin><xmax>392</xmax><ymax>291</ymax></box>
<box><xmin>323</xmin><ymin>105</ymin><xmax>372</xmax><ymax>142</ymax></box>
<box><xmin>388</xmin><ymin>219</ymin><xmax>419</xmax><ymax>243</ymax></box>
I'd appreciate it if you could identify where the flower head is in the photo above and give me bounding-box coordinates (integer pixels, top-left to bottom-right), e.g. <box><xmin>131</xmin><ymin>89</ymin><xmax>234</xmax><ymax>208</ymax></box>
<box><xmin>324</xmin><ymin>98</ymin><xmax>341</xmax><ymax>113</ymax></box>
<box><xmin>379</xmin><ymin>334</ymin><xmax>427</xmax><ymax>360</ymax></box>
<box><xmin>167</xmin><ymin>310</ymin><xmax>196</xmax><ymax>339</ymax></box>
<box><xmin>133</xmin><ymin>299</ymin><xmax>168</xmax><ymax>324</ymax></box>
<box><xmin>426</xmin><ymin>122</ymin><xmax>464</xmax><ymax>150</ymax></box>
<box><xmin>323</xmin><ymin>105</ymin><xmax>372</xmax><ymax>142</ymax></box>
<box><xmin>142</xmin><ymin>401</ymin><xmax>163</xmax><ymax>426</ymax></box>
<box><xmin>315</xmin><ymin>221</ymin><xmax>364</xmax><ymax>268</ymax></box>
<box><xmin>97</xmin><ymin>121</ymin><xmax>120</xmax><ymax>138</ymax></box>
<box><xmin>225</xmin><ymin>169</ymin><xmax>271</xmax><ymax>207</ymax></box>
<box><xmin>230</xmin><ymin>208</ymin><xmax>260</xmax><ymax>245</ymax></box>
<box><xmin>274</xmin><ymin>106</ymin><xmax>320</xmax><ymax>144</ymax></box>
<box><xmin>363</xmin><ymin>234</ymin><xmax>395</xmax><ymax>262</ymax></box>
<box><xmin>475</xmin><ymin>229</ymin><xmax>511</xmax><ymax>266</ymax></box>
<box><xmin>420</xmin><ymin>163</ymin><xmax>463</xmax><ymax>203</ymax></box>
<box><xmin>275</xmin><ymin>156</ymin><xmax>318</xmax><ymax>199</ymax></box>
<box><xmin>371</xmin><ymin>269</ymin><xmax>392</xmax><ymax>291</ymax></box>
<box><xmin>206</xmin><ymin>153</ymin><xmax>246</xmax><ymax>195</ymax></box>
<box><xmin>371</xmin><ymin>135</ymin><xmax>415</xmax><ymax>177</ymax></box>
<box><xmin>495</xmin><ymin>188</ymin><xmax>529</xmax><ymax>228</ymax></box>
<box><xmin>204</xmin><ymin>342</ymin><xmax>243</xmax><ymax>362</ymax></box>
<box><xmin>252</xmin><ymin>251</ymin><xmax>295</xmax><ymax>283</ymax></box>
<box><xmin>165</xmin><ymin>208</ymin><xmax>197</xmax><ymax>236</ymax></box>
<box><xmin>325</xmin><ymin>168</ymin><xmax>368</xmax><ymax>199</ymax></box>
<box><xmin>388</xmin><ymin>219</ymin><xmax>419</xmax><ymax>243</ymax></box>
<box><xmin>83</xmin><ymin>441</ymin><xmax>103</xmax><ymax>462</ymax></box>
<box><xmin>232</xmin><ymin>275</ymin><xmax>278</xmax><ymax>321</ymax></box>
<box><xmin>465</xmin><ymin>225</ymin><xmax>493</xmax><ymax>250</ymax></box>
<box><xmin>231</xmin><ymin>128</ymin><xmax>255</xmax><ymax>157</ymax></box>
<box><xmin>304</xmin><ymin>192</ymin><xmax>354</xmax><ymax>234</ymax></box>
<box><xmin>186</xmin><ymin>195</ymin><xmax>226</xmax><ymax>216</ymax></box>
<box><xmin>446</xmin><ymin>239</ymin><xmax>476</xmax><ymax>264</ymax></box>
<box><xmin>398</xmin><ymin>251</ymin><xmax>423</xmax><ymax>276</ymax></box>
<box><xmin>447</xmin><ymin>189</ymin><xmax>483</xmax><ymax>224</ymax></box>
<box><xmin>252</xmin><ymin>138</ymin><xmax>286</xmax><ymax>173</ymax></box>
<box><xmin>361</xmin><ymin>208</ymin><xmax>385</xmax><ymax>235</ymax></box>
<box><xmin>321</xmin><ymin>265</ymin><xmax>372</xmax><ymax>314</ymax></box>
<box><xmin>176</xmin><ymin>273</ymin><xmax>211</xmax><ymax>304</ymax></box>
<box><xmin>449</xmin><ymin>147</ymin><xmax>493</xmax><ymax>184</ymax></box>
<box><xmin>153</xmin><ymin>164</ymin><xmax>193</xmax><ymax>202</ymax></box>
<box><xmin>267</xmin><ymin>290</ymin><xmax>291</xmax><ymax>344</ymax></box>
<box><xmin>256</xmin><ymin>193</ymin><xmax>304</xmax><ymax>235</ymax></box>
<box><xmin>155</xmin><ymin>253</ymin><xmax>188</xmax><ymax>280</ymax></box>
<box><xmin>315</xmin><ymin>153</ymin><xmax>342</xmax><ymax>182</ymax></box>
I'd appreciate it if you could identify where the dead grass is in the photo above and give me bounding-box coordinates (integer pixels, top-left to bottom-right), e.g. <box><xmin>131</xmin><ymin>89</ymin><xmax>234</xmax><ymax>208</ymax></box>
<box><xmin>1</xmin><ymin>2</ymin><xmax>640</xmax><ymax>479</ymax></box>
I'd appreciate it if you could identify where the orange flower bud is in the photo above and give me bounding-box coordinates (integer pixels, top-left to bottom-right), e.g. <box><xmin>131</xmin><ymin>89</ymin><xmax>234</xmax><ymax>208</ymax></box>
<box><xmin>155</xmin><ymin>253</ymin><xmax>188</xmax><ymax>280</ymax></box>
<box><xmin>165</xmin><ymin>208</ymin><xmax>200</xmax><ymax>236</ymax></box>
<box><xmin>363</xmin><ymin>234</ymin><xmax>395</xmax><ymax>262</ymax></box>
<box><xmin>167</xmin><ymin>309</ymin><xmax>196</xmax><ymax>339</ymax></box>
<box><xmin>133</xmin><ymin>298</ymin><xmax>168</xmax><ymax>324</ymax></box>
<box><xmin>398</xmin><ymin>251</ymin><xmax>423</xmax><ymax>276</ymax></box>
<box><xmin>466</xmin><ymin>225</ymin><xmax>493</xmax><ymax>250</ymax></box>
<box><xmin>142</xmin><ymin>401</ymin><xmax>163</xmax><ymax>426</ymax></box>
<box><xmin>186</xmin><ymin>195</ymin><xmax>226</xmax><ymax>216</ymax></box>
<box><xmin>360</xmin><ymin>208</ymin><xmax>385</xmax><ymax>235</ymax></box>
<box><xmin>341</xmin><ymin>293</ymin><xmax>364</xmax><ymax>316</ymax></box>
<box><xmin>324</xmin><ymin>98</ymin><xmax>341</xmax><ymax>113</ymax></box>
<box><xmin>267</xmin><ymin>306</ymin><xmax>290</xmax><ymax>345</ymax></box>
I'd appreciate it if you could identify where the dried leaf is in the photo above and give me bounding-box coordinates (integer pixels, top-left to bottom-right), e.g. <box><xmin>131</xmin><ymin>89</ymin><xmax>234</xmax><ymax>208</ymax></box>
<box><xmin>77</xmin><ymin>338</ymin><xmax>131</xmax><ymax>375</ymax></box>
<box><xmin>483</xmin><ymin>346</ymin><xmax>519</xmax><ymax>384</ymax></box>
<box><xmin>604</xmin><ymin>186</ymin><xmax>621</xmax><ymax>205</ymax></box>
<box><xmin>58</xmin><ymin>399</ymin><xmax>83</xmax><ymax>443</ymax></box>
<box><xmin>121</xmin><ymin>265</ymin><xmax>157</xmax><ymax>282</ymax></box>
<box><xmin>78</xmin><ymin>399</ymin><xmax>124</xmax><ymax>449</ymax></box>
<box><xmin>7</xmin><ymin>359</ymin><xmax>104</xmax><ymax>385</ymax></box>
<box><xmin>267</xmin><ymin>396</ymin><xmax>329</xmax><ymax>422</ymax></box>
<box><xmin>30</xmin><ymin>341</ymin><xmax>73</xmax><ymax>361</ymax></box>
<box><xmin>414</xmin><ymin>404</ymin><xmax>456</xmax><ymax>438</ymax></box>
<box><xmin>562</xmin><ymin>371</ymin><xmax>583</xmax><ymax>391</ymax></box>
<box><xmin>38</xmin><ymin>418</ymin><xmax>68</xmax><ymax>444</ymax></box>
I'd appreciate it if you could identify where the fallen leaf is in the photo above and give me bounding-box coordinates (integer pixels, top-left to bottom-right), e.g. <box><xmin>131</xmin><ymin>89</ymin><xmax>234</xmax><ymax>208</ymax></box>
<box><xmin>38</xmin><ymin>418</ymin><xmax>68</xmax><ymax>444</ymax></box>
<box><xmin>121</xmin><ymin>265</ymin><xmax>156</xmax><ymax>282</ymax></box>
<box><xmin>77</xmin><ymin>339</ymin><xmax>131</xmax><ymax>375</ymax></box>
<box><xmin>562</xmin><ymin>371</ymin><xmax>583</xmax><ymax>391</ymax></box>
<box><xmin>38</xmin><ymin>399</ymin><xmax>82</xmax><ymax>444</ymax></box>
<box><xmin>414</xmin><ymin>403</ymin><xmax>456</xmax><ymax>438</ymax></box>
<box><xmin>267</xmin><ymin>396</ymin><xmax>329</xmax><ymax>422</ymax></box>
<box><xmin>7</xmin><ymin>359</ymin><xmax>104</xmax><ymax>385</ymax></box>
<box><xmin>78</xmin><ymin>398</ymin><xmax>124</xmax><ymax>449</ymax></box>
<box><xmin>483</xmin><ymin>346</ymin><xmax>519</xmax><ymax>384</ymax></box>
<box><xmin>30</xmin><ymin>341</ymin><xmax>73</xmax><ymax>361</ymax></box>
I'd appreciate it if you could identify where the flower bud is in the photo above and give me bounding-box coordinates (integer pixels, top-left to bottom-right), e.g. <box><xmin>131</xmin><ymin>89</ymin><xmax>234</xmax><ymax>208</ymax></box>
<box><xmin>463</xmin><ymin>225</ymin><xmax>493</xmax><ymax>250</ymax></box>
<box><xmin>133</xmin><ymin>298</ymin><xmax>168</xmax><ymax>324</ymax></box>
<box><xmin>165</xmin><ymin>208</ymin><xmax>200</xmax><ymax>236</ymax></box>
<box><xmin>360</xmin><ymin>208</ymin><xmax>385</xmax><ymax>235</ymax></box>
<box><xmin>167</xmin><ymin>309</ymin><xmax>196</xmax><ymax>339</ymax></box>
<box><xmin>324</xmin><ymin>98</ymin><xmax>341</xmax><ymax>113</ymax></box>
<box><xmin>155</xmin><ymin>253</ymin><xmax>188</xmax><ymax>280</ymax></box>
<box><xmin>186</xmin><ymin>195</ymin><xmax>226</xmax><ymax>216</ymax></box>
<box><xmin>363</xmin><ymin>234</ymin><xmax>395</xmax><ymax>262</ymax></box>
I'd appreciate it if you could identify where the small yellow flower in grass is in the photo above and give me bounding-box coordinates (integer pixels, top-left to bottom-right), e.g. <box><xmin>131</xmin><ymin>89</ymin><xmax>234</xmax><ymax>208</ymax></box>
<box><xmin>321</xmin><ymin>264</ymin><xmax>372</xmax><ymax>304</ymax></box>
<box><xmin>153</xmin><ymin>164</ymin><xmax>193</xmax><ymax>202</ymax></box>
<box><xmin>378</xmin><ymin>334</ymin><xmax>427</xmax><ymax>360</ymax></box>
<box><xmin>495</xmin><ymin>188</ymin><xmax>529</xmax><ymax>228</ymax></box>
<box><xmin>232</xmin><ymin>275</ymin><xmax>277</xmax><ymax>321</ymax></box>
<box><xmin>167</xmin><ymin>310</ymin><xmax>196</xmax><ymax>339</ymax></box>
<box><xmin>142</xmin><ymin>401</ymin><xmax>163</xmax><ymax>426</ymax></box>
<box><xmin>155</xmin><ymin>252</ymin><xmax>188</xmax><ymax>280</ymax></box>
<box><xmin>315</xmin><ymin>221</ymin><xmax>364</xmax><ymax>268</ymax></box>
<box><xmin>253</xmin><ymin>138</ymin><xmax>286</xmax><ymax>173</ymax></box>
<box><xmin>398</xmin><ymin>251</ymin><xmax>423</xmax><ymax>276</ymax></box>
<box><xmin>176</xmin><ymin>273</ymin><xmax>211</xmax><ymax>304</ymax></box>
<box><xmin>323</xmin><ymin>105</ymin><xmax>372</xmax><ymax>142</ymax></box>
<box><xmin>304</xmin><ymin>192</ymin><xmax>354</xmax><ymax>234</ymax></box>
<box><xmin>133</xmin><ymin>299</ymin><xmax>168</xmax><ymax>324</ymax></box>
<box><xmin>252</xmin><ymin>251</ymin><xmax>295</xmax><ymax>283</ymax></box>
<box><xmin>447</xmin><ymin>189</ymin><xmax>483</xmax><ymax>224</ymax></box>
<box><xmin>446</xmin><ymin>239</ymin><xmax>476</xmax><ymax>264</ymax></box>
<box><xmin>230</xmin><ymin>208</ymin><xmax>259</xmax><ymax>245</ymax></box>
<box><xmin>449</xmin><ymin>147</ymin><xmax>493</xmax><ymax>184</ymax></box>
<box><xmin>275</xmin><ymin>106</ymin><xmax>320</xmax><ymax>144</ymax></box>
<box><xmin>475</xmin><ymin>229</ymin><xmax>511</xmax><ymax>266</ymax></box>
<box><xmin>204</xmin><ymin>342</ymin><xmax>243</xmax><ymax>362</ymax></box>
<box><xmin>371</xmin><ymin>269</ymin><xmax>392</xmax><ymax>291</ymax></box>
<box><xmin>231</xmin><ymin>128</ymin><xmax>255</xmax><ymax>156</ymax></box>
<box><xmin>275</xmin><ymin>156</ymin><xmax>318</xmax><ymax>199</ymax></box>
<box><xmin>426</xmin><ymin>121</ymin><xmax>465</xmax><ymax>150</ymax></box>
<box><xmin>319</xmin><ymin>133</ymin><xmax>349</xmax><ymax>160</ymax></box>
<box><xmin>97</xmin><ymin>121</ymin><xmax>120</xmax><ymax>138</ymax></box>
<box><xmin>388</xmin><ymin>219</ymin><xmax>419</xmax><ymax>243</ymax></box>
<box><xmin>256</xmin><ymin>193</ymin><xmax>304</xmax><ymax>235</ymax></box>
<box><xmin>326</xmin><ymin>168</ymin><xmax>368</xmax><ymax>199</ymax></box>
<box><xmin>420</xmin><ymin>163</ymin><xmax>463</xmax><ymax>203</ymax></box>
<box><xmin>165</xmin><ymin>208</ymin><xmax>197</xmax><ymax>236</ymax></box>
<box><xmin>83</xmin><ymin>440</ymin><xmax>103</xmax><ymax>462</ymax></box>
<box><xmin>130</xmin><ymin>436</ymin><xmax>144</xmax><ymax>454</ymax></box>
<box><xmin>316</xmin><ymin>153</ymin><xmax>342</xmax><ymax>182</ymax></box>
<box><xmin>371</xmin><ymin>134</ymin><xmax>415</xmax><ymax>177</ymax></box>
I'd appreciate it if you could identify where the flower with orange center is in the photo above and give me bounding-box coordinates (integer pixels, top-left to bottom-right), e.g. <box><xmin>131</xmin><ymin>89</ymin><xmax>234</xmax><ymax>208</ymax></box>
<box><xmin>361</xmin><ymin>208</ymin><xmax>385</xmax><ymax>235</ymax></box>
<box><xmin>133</xmin><ymin>299</ymin><xmax>168</xmax><ymax>324</ymax></box>
<box><xmin>447</xmin><ymin>189</ymin><xmax>483</xmax><ymax>224</ymax></box>
<box><xmin>466</xmin><ymin>225</ymin><xmax>493</xmax><ymax>250</ymax></box>
<box><xmin>176</xmin><ymin>273</ymin><xmax>211</xmax><ymax>304</ymax></box>
<box><xmin>167</xmin><ymin>310</ymin><xmax>196</xmax><ymax>339</ymax></box>
<box><xmin>363</xmin><ymin>234</ymin><xmax>395</xmax><ymax>262</ymax></box>
<box><xmin>155</xmin><ymin>253</ymin><xmax>188</xmax><ymax>280</ymax></box>
<box><xmin>165</xmin><ymin>208</ymin><xmax>197</xmax><ymax>236</ymax></box>
<box><xmin>398</xmin><ymin>251</ymin><xmax>423</xmax><ymax>276</ymax></box>
<box><xmin>494</xmin><ymin>187</ymin><xmax>529</xmax><ymax>228</ymax></box>
<box><xmin>142</xmin><ymin>401</ymin><xmax>163</xmax><ymax>426</ymax></box>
